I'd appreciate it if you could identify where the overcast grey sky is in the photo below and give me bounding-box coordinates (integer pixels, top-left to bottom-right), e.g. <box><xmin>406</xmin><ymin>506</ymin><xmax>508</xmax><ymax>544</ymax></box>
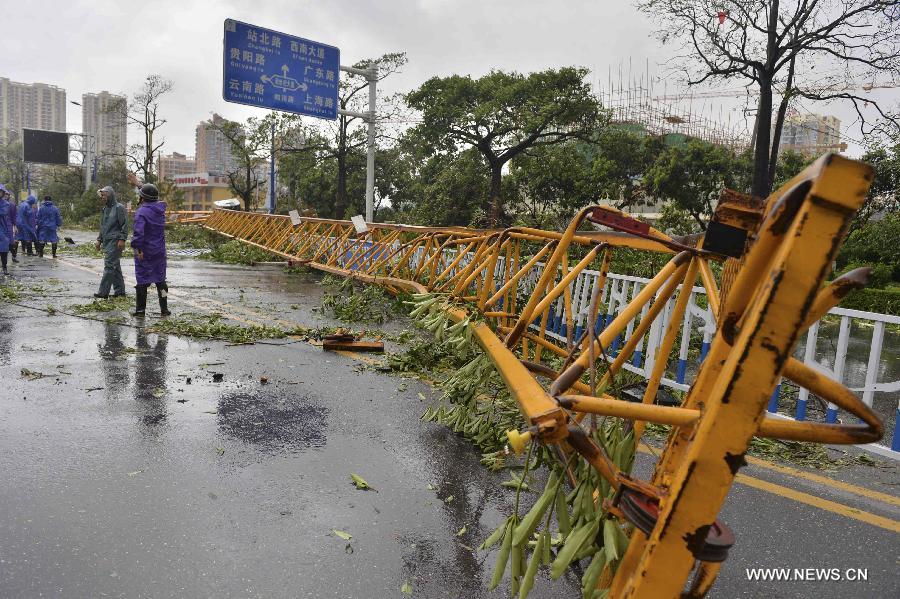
<box><xmin>2</xmin><ymin>0</ymin><xmax>896</xmax><ymax>158</ymax></box>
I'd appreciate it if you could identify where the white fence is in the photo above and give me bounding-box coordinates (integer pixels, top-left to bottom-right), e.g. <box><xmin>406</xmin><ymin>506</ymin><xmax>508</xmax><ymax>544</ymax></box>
<box><xmin>528</xmin><ymin>266</ymin><xmax>900</xmax><ymax>458</ymax></box>
<box><xmin>339</xmin><ymin>239</ymin><xmax>900</xmax><ymax>458</ymax></box>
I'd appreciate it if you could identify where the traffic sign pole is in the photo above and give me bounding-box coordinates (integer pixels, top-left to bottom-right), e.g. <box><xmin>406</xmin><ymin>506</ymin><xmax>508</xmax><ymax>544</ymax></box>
<box><xmin>268</xmin><ymin>120</ymin><xmax>276</xmax><ymax>214</ymax></box>
<box><xmin>364</xmin><ymin>66</ymin><xmax>377</xmax><ymax>223</ymax></box>
<box><xmin>339</xmin><ymin>65</ymin><xmax>378</xmax><ymax>223</ymax></box>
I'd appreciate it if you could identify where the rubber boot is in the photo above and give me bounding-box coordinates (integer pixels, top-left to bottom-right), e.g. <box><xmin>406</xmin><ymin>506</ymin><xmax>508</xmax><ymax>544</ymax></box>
<box><xmin>157</xmin><ymin>282</ymin><xmax>170</xmax><ymax>317</ymax></box>
<box><xmin>35</xmin><ymin>242</ymin><xmax>45</xmax><ymax>257</ymax></box>
<box><xmin>11</xmin><ymin>242</ymin><xmax>18</xmax><ymax>263</ymax></box>
<box><xmin>24</xmin><ymin>242</ymin><xmax>33</xmax><ymax>256</ymax></box>
<box><xmin>132</xmin><ymin>284</ymin><xmax>148</xmax><ymax>317</ymax></box>
<box><xmin>51</xmin><ymin>242</ymin><xmax>57</xmax><ymax>258</ymax></box>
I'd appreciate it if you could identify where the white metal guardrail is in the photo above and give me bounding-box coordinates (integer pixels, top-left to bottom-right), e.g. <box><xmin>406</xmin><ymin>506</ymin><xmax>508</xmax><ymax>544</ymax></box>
<box><xmin>338</xmin><ymin>238</ymin><xmax>899</xmax><ymax>458</ymax></box>
<box><xmin>529</xmin><ymin>267</ymin><xmax>900</xmax><ymax>459</ymax></box>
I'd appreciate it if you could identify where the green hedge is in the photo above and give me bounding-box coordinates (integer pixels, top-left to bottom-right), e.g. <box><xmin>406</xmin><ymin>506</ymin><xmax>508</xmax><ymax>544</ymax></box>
<box><xmin>839</xmin><ymin>287</ymin><xmax>900</xmax><ymax>316</ymax></box>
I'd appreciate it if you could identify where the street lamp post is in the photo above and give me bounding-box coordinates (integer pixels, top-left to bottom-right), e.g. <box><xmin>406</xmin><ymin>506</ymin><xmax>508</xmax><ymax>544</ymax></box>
<box><xmin>338</xmin><ymin>65</ymin><xmax>378</xmax><ymax>223</ymax></box>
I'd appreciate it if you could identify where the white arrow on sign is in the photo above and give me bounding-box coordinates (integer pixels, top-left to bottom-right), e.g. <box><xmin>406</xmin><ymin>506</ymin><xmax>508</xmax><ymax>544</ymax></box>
<box><xmin>260</xmin><ymin>65</ymin><xmax>308</xmax><ymax>93</ymax></box>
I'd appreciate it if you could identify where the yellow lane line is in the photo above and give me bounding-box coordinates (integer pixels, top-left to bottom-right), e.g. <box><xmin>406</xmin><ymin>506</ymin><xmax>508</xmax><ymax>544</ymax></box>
<box><xmin>743</xmin><ymin>454</ymin><xmax>900</xmax><ymax>508</ymax></box>
<box><xmin>734</xmin><ymin>474</ymin><xmax>900</xmax><ymax>533</ymax></box>
<box><xmin>635</xmin><ymin>444</ymin><xmax>900</xmax><ymax>509</ymax></box>
<box><xmin>635</xmin><ymin>445</ymin><xmax>899</xmax><ymax>532</ymax></box>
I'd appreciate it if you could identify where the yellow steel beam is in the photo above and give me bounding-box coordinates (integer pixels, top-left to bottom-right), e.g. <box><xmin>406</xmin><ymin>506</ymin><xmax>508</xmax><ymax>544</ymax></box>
<box><xmin>201</xmin><ymin>153</ymin><xmax>881</xmax><ymax>599</ymax></box>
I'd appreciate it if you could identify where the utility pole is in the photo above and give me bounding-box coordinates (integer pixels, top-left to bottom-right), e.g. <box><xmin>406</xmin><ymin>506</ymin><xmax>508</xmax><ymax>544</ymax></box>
<box><xmin>69</xmin><ymin>100</ymin><xmax>94</xmax><ymax>191</ymax></box>
<box><xmin>364</xmin><ymin>65</ymin><xmax>377</xmax><ymax>223</ymax></box>
<box><xmin>84</xmin><ymin>134</ymin><xmax>92</xmax><ymax>191</ymax></box>
<box><xmin>338</xmin><ymin>64</ymin><xmax>378</xmax><ymax>223</ymax></box>
<box><xmin>268</xmin><ymin>119</ymin><xmax>276</xmax><ymax>214</ymax></box>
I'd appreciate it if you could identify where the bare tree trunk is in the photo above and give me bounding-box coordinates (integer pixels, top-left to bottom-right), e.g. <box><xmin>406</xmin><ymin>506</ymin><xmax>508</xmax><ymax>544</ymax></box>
<box><xmin>489</xmin><ymin>164</ymin><xmax>503</xmax><ymax>226</ymax></box>
<box><xmin>752</xmin><ymin>0</ymin><xmax>779</xmax><ymax>198</ymax></box>
<box><xmin>768</xmin><ymin>56</ymin><xmax>796</xmax><ymax>189</ymax></box>
<box><xmin>752</xmin><ymin>77</ymin><xmax>775</xmax><ymax>198</ymax></box>
<box><xmin>335</xmin><ymin>153</ymin><xmax>348</xmax><ymax>219</ymax></box>
<box><xmin>334</xmin><ymin>117</ymin><xmax>349</xmax><ymax>219</ymax></box>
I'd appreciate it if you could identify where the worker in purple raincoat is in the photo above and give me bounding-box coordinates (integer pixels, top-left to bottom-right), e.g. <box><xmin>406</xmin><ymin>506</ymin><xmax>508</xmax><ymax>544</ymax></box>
<box><xmin>35</xmin><ymin>195</ymin><xmax>63</xmax><ymax>258</ymax></box>
<box><xmin>0</xmin><ymin>187</ymin><xmax>11</xmax><ymax>275</ymax></box>
<box><xmin>15</xmin><ymin>195</ymin><xmax>37</xmax><ymax>255</ymax></box>
<box><xmin>130</xmin><ymin>183</ymin><xmax>170</xmax><ymax>317</ymax></box>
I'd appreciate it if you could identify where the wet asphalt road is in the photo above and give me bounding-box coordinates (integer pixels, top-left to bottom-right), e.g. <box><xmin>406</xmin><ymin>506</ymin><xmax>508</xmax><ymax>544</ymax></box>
<box><xmin>0</xmin><ymin>241</ymin><xmax>898</xmax><ymax>599</ymax></box>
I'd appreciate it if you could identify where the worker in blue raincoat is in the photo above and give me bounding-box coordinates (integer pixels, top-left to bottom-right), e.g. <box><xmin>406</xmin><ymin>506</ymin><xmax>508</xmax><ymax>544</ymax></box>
<box><xmin>0</xmin><ymin>185</ymin><xmax>14</xmax><ymax>264</ymax></box>
<box><xmin>15</xmin><ymin>195</ymin><xmax>37</xmax><ymax>255</ymax></box>
<box><xmin>94</xmin><ymin>186</ymin><xmax>128</xmax><ymax>298</ymax></box>
<box><xmin>35</xmin><ymin>195</ymin><xmax>63</xmax><ymax>258</ymax></box>
<box><xmin>0</xmin><ymin>186</ymin><xmax>11</xmax><ymax>275</ymax></box>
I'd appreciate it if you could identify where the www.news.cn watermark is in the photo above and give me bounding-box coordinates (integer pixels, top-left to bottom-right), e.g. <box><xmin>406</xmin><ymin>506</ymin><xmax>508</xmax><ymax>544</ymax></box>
<box><xmin>746</xmin><ymin>568</ymin><xmax>869</xmax><ymax>582</ymax></box>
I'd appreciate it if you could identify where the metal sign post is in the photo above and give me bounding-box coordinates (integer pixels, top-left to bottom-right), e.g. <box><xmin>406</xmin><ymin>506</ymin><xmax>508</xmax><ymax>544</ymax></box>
<box><xmin>338</xmin><ymin>65</ymin><xmax>377</xmax><ymax>223</ymax></box>
<box><xmin>268</xmin><ymin>120</ymin><xmax>276</xmax><ymax>214</ymax></box>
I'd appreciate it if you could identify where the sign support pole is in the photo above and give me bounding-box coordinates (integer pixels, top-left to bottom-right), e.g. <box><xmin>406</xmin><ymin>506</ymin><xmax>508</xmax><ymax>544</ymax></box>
<box><xmin>339</xmin><ymin>65</ymin><xmax>378</xmax><ymax>223</ymax></box>
<box><xmin>84</xmin><ymin>134</ymin><xmax>92</xmax><ymax>191</ymax></box>
<box><xmin>364</xmin><ymin>66</ymin><xmax>377</xmax><ymax>223</ymax></box>
<box><xmin>268</xmin><ymin>120</ymin><xmax>276</xmax><ymax>214</ymax></box>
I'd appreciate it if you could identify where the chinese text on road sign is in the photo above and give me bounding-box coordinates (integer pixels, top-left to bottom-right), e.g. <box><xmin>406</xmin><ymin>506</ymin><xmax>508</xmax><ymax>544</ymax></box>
<box><xmin>223</xmin><ymin>19</ymin><xmax>339</xmax><ymax>120</ymax></box>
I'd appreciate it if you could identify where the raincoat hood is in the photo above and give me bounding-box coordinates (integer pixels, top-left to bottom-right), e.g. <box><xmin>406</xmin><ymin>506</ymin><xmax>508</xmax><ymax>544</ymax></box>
<box><xmin>101</xmin><ymin>186</ymin><xmax>117</xmax><ymax>207</ymax></box>
<box><xmin>139</xmin><ymin>200</ymin><xmax>167</xmax><ymax>225</ymax></box>
<box><xmin>26</xmin><ymin>195</ymin><xmax>36</xmax><ymax>205</ymax></box>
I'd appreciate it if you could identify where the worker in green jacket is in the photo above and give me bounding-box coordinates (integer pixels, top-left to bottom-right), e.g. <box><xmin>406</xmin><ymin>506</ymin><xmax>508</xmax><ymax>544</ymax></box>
<box><xmin>94</xmin><ymin>186</ymin><xmax>129</xmax><ymax>298</ymax></box>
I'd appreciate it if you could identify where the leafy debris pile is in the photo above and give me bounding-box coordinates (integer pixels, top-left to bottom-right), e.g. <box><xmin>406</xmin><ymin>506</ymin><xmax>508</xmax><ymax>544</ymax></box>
<box><xmin>321</xmin><ymin>275</ymin><xmax>406</xmax><ymax>324</ymax></box>
<box><xmin>149</xmin><ymin>313</ymin><xmax>289</xmax><ymax>344</ymax></box>
<box><xmin>202</xmin><ymin>239</ymin><xmax>277</xmax><ymax>265</ymax></box>
<box><xmin>71</xmin><ymin>296</ymin><xmax>133</xmax><ymax>314</ymax></box>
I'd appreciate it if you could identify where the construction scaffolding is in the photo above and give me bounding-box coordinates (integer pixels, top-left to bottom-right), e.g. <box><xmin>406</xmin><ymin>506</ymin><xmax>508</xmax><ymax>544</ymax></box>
<box><xmin>598</xmin><ymin>64</ymin><xmax>751</xmax><ymax>151</ymax></box>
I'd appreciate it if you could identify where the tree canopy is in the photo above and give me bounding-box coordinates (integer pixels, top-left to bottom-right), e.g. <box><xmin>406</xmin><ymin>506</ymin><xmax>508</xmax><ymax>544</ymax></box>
<box><xmin>405</xmin><ymin>67</ymin><xmax>606</xmax><ymax>224</ymax></box>
<box><xmin>637</xmin><ymin>0</ymin><xmax>900</xmax><ymax>197</ymax></box>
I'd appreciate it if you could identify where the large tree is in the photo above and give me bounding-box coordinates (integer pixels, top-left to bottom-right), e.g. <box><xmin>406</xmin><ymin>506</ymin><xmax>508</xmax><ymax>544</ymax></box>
<box><xmin>588</xmin><ymin>128</ymin><xmax>668</xmax><ymax>210</ymax></box>
<box><xmin>637</xmin><ymin>0</ymin><xmax>900</xmax><ymax>198</ymax></box>
<box><xmin>0</xmin><ymin>139</ymin><xmax>27</xmax><ymax>200</ymax></box>
<box><xmin>508</xmin><ymin>140</ymin><xmax>600</xmax><ymax>229</ymax></box>
<box><xmin>208</xmin><ymin>115</ymin><xmax>270</xmax><ymax>211</ymax></box>
<box><xmin>107</xmin><ymin>75</ymin><xmax>174</xmax><ymax>183</ymax></box>
<box><xmin>853</xmin><ymin>137</ymin><xmax>900</xmax><ymax>227</ymax></box>
<box><xmin>405</xmin><ymin>67</ymin><xmax>606</xmax><ymax>225</ymax></box>
<box><xmin>644</xmin><ymin>137</ymin><xmax>750</xmax><ymax>228</ymax></box>
<box><xmin>304</xmin><ymin>52</ymin><xmax>407</xmax><ymax>219</ymax></box>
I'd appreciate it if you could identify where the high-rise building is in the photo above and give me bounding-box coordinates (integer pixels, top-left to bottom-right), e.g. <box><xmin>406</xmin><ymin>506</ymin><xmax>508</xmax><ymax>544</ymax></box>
<box><xmin>0</xmin><ymin>77</ymin><xmax>66</xmax><ymax>143</ymax></box>
<box><xmin>158</xmin><ymin>151</ymin><xmax>196</xmax><ymax>181</ymax></box>
<box><xmin>81</xmin><ymin>90</ymin><xmax>127</xmax><ymax>162</ymax></box>
<box><xmin>775</xmin><ymin>112</ymin><xmax>844</xmax><ymax>157</ymax></box>
<box><xmin>195</xmin><ymin>113</ymin><xmax>240</xmax><ymax>174</ymax></box>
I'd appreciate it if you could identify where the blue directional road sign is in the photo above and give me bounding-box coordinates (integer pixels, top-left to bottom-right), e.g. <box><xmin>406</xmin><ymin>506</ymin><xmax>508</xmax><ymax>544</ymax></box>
<box><xmin>223</xmin><ymin>19</ymin><xmax>339</xmax><ymax>120</ymax></box>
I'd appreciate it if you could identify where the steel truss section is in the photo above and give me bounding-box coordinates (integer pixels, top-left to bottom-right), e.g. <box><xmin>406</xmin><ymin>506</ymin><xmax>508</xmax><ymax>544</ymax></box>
<box><xmin>202</xmin><ymin>153</ymin><xmax>882</xmax><ymax>598</ymax></box>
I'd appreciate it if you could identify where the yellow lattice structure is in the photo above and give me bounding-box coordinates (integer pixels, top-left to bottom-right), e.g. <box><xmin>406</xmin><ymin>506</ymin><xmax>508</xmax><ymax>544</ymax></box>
<box><xmin>202</xmin><ymin>154</ymin><xmax>882</xmax><ymax>597</ymax></box>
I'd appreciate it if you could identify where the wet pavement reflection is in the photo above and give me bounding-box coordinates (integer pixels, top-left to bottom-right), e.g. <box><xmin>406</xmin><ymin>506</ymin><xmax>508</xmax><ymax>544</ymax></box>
<box><xmin>0</xmin><ymin>315</ymin><xmax>13</xmax><ymax>365</ymax></box>
<box><xmin>98</xmin><ymin>321</ymin><xmax>130</xmax><ymax>398</ymax></box>
<box><xmin>134</xmin><ymin>329</ymin><xmax>168</xmax><ymax>432</ymax></box>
